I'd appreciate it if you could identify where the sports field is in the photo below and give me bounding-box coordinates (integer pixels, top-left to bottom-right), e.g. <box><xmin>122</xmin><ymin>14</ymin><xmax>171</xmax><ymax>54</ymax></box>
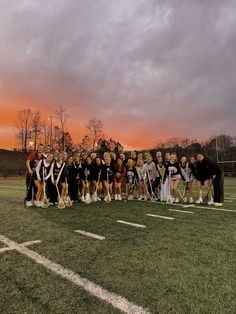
<box><xmin>0</xmin><ymin>178</ymin><xmax>235</xmax><ymax>314</ymax></box>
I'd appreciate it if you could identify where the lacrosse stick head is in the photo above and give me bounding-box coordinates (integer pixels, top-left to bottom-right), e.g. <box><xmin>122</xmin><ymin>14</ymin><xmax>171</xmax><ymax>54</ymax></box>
<box><xmin>65</xmin><ymin>195</ymin><xmax>73</xmax><ymax>207</ymax></box>
<box><xmin>58</xmin><ymin>198</ymin><xmax>66</xmax><ymax>209</ymax></box>
<box><xmin>85</xmin><ymin>193</ymin><xmax>92</xmax><ymax>204</ymax></box>
<box><xmin>91</xmin><ymin>192</ymin><xmax>98</xmax><ymax>202</ymax></box>
<box><xmin>41</xmin><ymin>197</ymin><xmax>49</xmax><ymax>208</ymax></box>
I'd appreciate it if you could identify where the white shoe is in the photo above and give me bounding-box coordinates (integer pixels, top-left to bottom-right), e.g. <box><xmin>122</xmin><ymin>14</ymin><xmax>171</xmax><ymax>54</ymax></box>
<box><xmin>97</xmin><ymin>197</ymin><xmax>101</xmax><ymax>201</ymax></box>
<box><xmin>183</xmin><ymin>197</ymin><xmax>188</xmax><ymax>203</ymax></box>
<box><xmin>81</xmin><ymin>196</ymin><xmax>85</xmax><ymax>202</ymax></box>
<box><xmin>118</xmin><ymin>195</ymin><xmax>122</xmax><ymax>201</ymax></box>
<box><xmin>214</xmin><ymin>202</ymin><xmax>223</xmax><ymax>206</ymax></box>
<box><xmin>207</xmin><ymin>199</ymin><xmax>214</xmax><ymax>205</ymax></box>
<box><xmin>26</xmin><ymin>200</ymin><xmax>33</xmax><ymax>207</ymax></box>
<box><xmin>189</xmin><ymin>197</ymin><xmax>194</xmax><ymax>203</ymax></box>
<box><xmin>115</xmin><ymin>194</ymin><xmax>118</xmax><ymax>200</ymax></box>
<box><xmin>138</xmin><ymin>196</ymin><xmax>143</xmax><ymax>201</ymax></box>
<box><xmin>144</xmin><ymin>196</ymin><xmax>147</xmax><ymax>201</ymax></box>
<box><xmin>195</xmin><ymin>198</ymin><xmax>203</xmax><ymax>204</ymax></box>
<box><xmin>174</xmin><ymin>198</ymin><xmax>180</xmax><ymax>203</ymax></box>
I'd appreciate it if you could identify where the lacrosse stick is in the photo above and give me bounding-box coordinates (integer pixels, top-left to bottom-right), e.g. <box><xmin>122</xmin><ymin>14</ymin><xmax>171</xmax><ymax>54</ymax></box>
<box><xmin>202</xmin><ymin>179</ymin><xmax>214</xmax><ymax>205</ymax></box>
<box><xmin>41</xmin><ymin>167</ymin><xmax>49</xmax><ymax>208</ymax></box>
<box><xmin>24</xmin><ymin>173</ymin><xmax>33</xmax><ymax>206</ymax></box>
<box><xmin>84</xmin><ymin>170</ymin><xmax>92</xmax><ymax>204</ymax></box>
<box><xmin>105</xmin><ymin>168</ymin><xmax>111</xmax><ymax>203</ymax></box>
<box><xmin>177</xmin><ymin>188</ymin><xmax>185</xmax><ymax>202</ymax></box>
<box><xmin>64</xmin><ymin>178</ymin><xmax>72</xmax><ymax>207</ymax></box>
<box><xmin>92</xmin><ymin>170</ymin><xmax>101</xmax><ymax>202</ymax></box>
<box><xmin>55</xmin><ymin>184</ymin><xmax>66</xmax><ymax>208</ymax></box>
<box><xmin>166</xmin><ymin>172</ymin><xmax>173</xmax><ymax>204</ymax></box>
<box><xmin>146</xmin><ymin>170</ymin><xmax>157</xmax><ymax>201</ymax></box>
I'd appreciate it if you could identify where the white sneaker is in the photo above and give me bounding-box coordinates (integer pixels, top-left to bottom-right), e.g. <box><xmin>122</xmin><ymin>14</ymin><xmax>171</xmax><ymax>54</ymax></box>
<box><xmin>174</xmin><ymin>198</ymin><xmax>180</xmax><ymax>203</ymax></box>
<box><xmin>144</xmin><ymin>196</ymin><xmax>147</xmax><ymax>201</ymax></box>
<box><xmin>195</xmin><ymin>198</ymin><xmax>203</xmax><ymax>204</ymax></box>
<box><xmin>115</xmin><ymin>194</ymin><xmax>118</xmax><ymax>200</ymax></box>
<box><xmin>207</xmin><ymin>198</ymin><xmax>214</xmax><ymax>205</ymax></box>
<box><xmin>26</xmin><ymin>200</ymin><xmax>33</xmax><ymax>207</ymax></box>
<box><xmin>97</xmin><ymin>197</ymin><xmax>101</xmax><ymax>201</ymax></box>
<box><xmin>81</xmin><ymin>196</ymin><xmax>85</xmax><ymax>202</ymax></box>
<box><xmin>183</xmin><ymin>197</ymin><xmax>188</xmax><ymax>203</ymax></box>
<box><xmin>189</xmin><ymin>197</ymin><xmax>194</xmax><ymax>203</ymax></box>
<box><xmin>138</xmin><ymin>196</ymin><xmax>143</xmax><ymax>201</ymax></box>
<box><xmin>118</xmin><ymin>195</ymin><xmax>122</xmax><ymax>201</ymax></box>
<box><xmin>214</xmin><ymin>202</ymin><xmax>223</xmax><ymax>206</ymax></box>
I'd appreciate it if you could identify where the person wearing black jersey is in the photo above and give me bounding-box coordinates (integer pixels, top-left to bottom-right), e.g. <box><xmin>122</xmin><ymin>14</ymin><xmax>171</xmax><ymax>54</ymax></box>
<box><xmin>126</xmin><ymin>159</ymin><xmax>138</xmax><ymax>200</ymax></box>
<box><xmin>90</xmin><ymin>157</ymin><xmax>103</xmax><ymax>201</ymax></box>
<box><xmin>50</xmin><ymin>152</ymin><xmax>66</xmax><ymax>204</ymax></box>
<box><xmin>113</xmin><ymin>158</ymin><xmax>126</xmax><ymax>200</ymax></box>
<box><xmin>101</xmin><ymin>156</ymin><xmax>114</xmax><ymax>202</ymax></box>
<box><xmin>136</xmin><ymin>158</ymin><xmax>147</xmax><ymax>200</ymax></box>
<box><xmin>34</xmin><ymin>152</ymin><xmax>54</xmax><ymax>207</ymax></box>
<box><xmin>25</xmin><ymin>143</ymin><xmax>44</xmax><ymax>206</ymax></box>
<box><xmin>165</xmin><ymin>153</ymin><xmax>182</xmax><ymax>203</ymax></box>
<box><xmin>179</xmin><ymin>156</ymin><xmax>194</xmax><ymax>203</ymax></box>
<box><xmin>66</xmin><ymin>154</ymin><xmax>82</xmax><ymax>202</ymax></box>
<box><xmin>196</xmin><ymin>153</ymin><xmax>224</xmax><ymax>206</ymax></box>
<box><xmin>81</xmin><ymin>156</ymin><xmax>92</xmax><ymax>202</ymax></box>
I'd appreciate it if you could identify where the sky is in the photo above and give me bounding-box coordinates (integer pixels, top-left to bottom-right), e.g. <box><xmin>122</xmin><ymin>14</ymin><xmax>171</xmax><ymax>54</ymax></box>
<box><xmin>0</xmin><ymin>0</ymin><xmax>236</xmax><ymax>150</ymax></box>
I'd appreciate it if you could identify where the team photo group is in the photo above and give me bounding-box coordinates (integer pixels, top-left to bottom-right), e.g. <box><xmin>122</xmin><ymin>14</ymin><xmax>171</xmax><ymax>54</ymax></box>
<box><xmin>25</xmin><ymin>143</ymin><xmax>224</xmax><ymax>208</ymax></box>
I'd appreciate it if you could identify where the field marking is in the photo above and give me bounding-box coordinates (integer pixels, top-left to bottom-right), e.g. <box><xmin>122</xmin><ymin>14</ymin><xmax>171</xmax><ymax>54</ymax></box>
<box><xmin>191</xmin><ymin>205</ymin><xmax>236</xmax><ymax>213</ymax></box>
<box><xmin>168</xmin><ymin>209</ymin><xmax>194</xmax><ymax>214</ymax></box>
<box><xmin>75</xmin><ymin>230</ymin><xmax>105</xmax><ymax>240</ymax></box>
<box><xmin>147</xmin><ymin>214</ymin><xmax>174</xmax><ymax>220</ymax></box>
<box><xmin>117</xmin><ymin>220</ymin><xmax>146</xmax><ymax>228</ymax></box>
<box><xmin>225</xmin><ymin>197</ymin><xmax>236</xmax><ymax>200</ymax></box>
<box><xmin>0</xmin><ymin>234</ymin><xmax>150</xmax><ymax>314</ymax></box>
<box><xmin>225</xmin><ymin>200</ymin><xmax>233</xmax><ymax>203</ymax></box>
<box><xmin>182</xmin><ymin>204</ymin><xmax>195</xmax><ymax>208</ymax></box>
<box><xmin>0</xmin><ymin>239</ymin><xmax>41</xmax><ymax>253</ymax></box>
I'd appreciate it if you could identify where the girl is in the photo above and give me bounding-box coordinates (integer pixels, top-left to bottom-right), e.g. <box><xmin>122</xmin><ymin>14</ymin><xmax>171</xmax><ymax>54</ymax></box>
<box><xmin>34</xmin><ymin>152</ymin><xmax>54</xmax><ymax>207</ymax></box>
<box><xmin>125</xmin><ymin>159</ymin><xmax>138</xmax><ymax>200</ymax></box>
<box><xmin>143</xmin><ymin>153</ymin><xmax>157</xmax><ymax>198</ymax></box>
<box><xmin>50</xmin><ymin>151</ymin><xmax>66</xmax><ymax>204</ymax></box>
<box><xmin>113</xmin><ymin>158</ymin><xmax>126</xmax><ymax>200</ymax></box>
<box><xmin>179</xmin><ymin>156</ymin><xmax>194</xmax><ymax>203</ymax></box>
<box><xmin>67</xmin><ymin>154</ymin><xmax>82</xmax><ymax>202</ymax></box>
<box><xmin>156</xmin><ymin>156</ymin><xmax>166</xmax><ymax>201</ymax></box>
<box><xmin>165</xmin><ymin>153</ymin><xmax>182</xmax><ymax>203</ymax></box>
<box><xmin>90</xmin><ymin>156</ymin><xmax>103</xmax><ymax>201</ymax></box>
<box><xmin>136</xmin><ymin>158</ymin><xmax>147</xmax><ymax>200</ymax></box>
<box><xmin>101</xmin><ymin>156</ymin><xmax>114</xmax><ymax>202</ymax></box>
<box><xmin>81</xmin><ymin>156</ymin><xmax>92</xmax><ymax>202</ymax></box>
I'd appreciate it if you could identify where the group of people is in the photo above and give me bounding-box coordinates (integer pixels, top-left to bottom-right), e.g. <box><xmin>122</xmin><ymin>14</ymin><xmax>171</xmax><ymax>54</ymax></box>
<box><xmin>25</xmin><ymin>144</ymin><xmax>224</xmax><ymax>207</ymax></box>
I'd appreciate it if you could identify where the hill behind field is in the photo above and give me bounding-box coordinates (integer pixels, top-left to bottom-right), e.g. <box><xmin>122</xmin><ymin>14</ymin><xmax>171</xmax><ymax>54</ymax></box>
<box><xmin>0</xmin><ymin>149</ymin><xmax>27</xmax><ymax>176</ymax></box>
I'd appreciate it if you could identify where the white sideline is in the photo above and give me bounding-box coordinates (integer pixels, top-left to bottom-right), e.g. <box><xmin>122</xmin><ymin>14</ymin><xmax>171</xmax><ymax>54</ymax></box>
<box><xmin>184</xmin><ymin>205</ymin><xmax>236</xmax><ymax>213</ymax></box>
<box><xmin>0</xmin><ymin>234</ymin><xmax>150</xmax><ymax>314</ymax></box>
<box><xmin>225</xmin><ymin>197</ymin><xmax>236</xmax><ymax>200</ymax></box>
<box><xmin>117</xmin><ymin>220</ymin><xmax>146</xmax><ymax>228</ymax></box>
<box><xmin>146</xmin><ymin>214</ymin><xmax>174</xmax><ymax>220</ymax></box>
<box><xmin>0</xmin><ymin>240</ymin><xmax>41</xmax><ymax>253</ymax></box>
<box><xmin>168</xmin><ymin>209</ymin><xmax>194</xmax><ymax>214</ymax></box>
<box><xmin>75</xmin><ymin>230</ymin><xmax>105</xmax><ymax>240</ymax></box>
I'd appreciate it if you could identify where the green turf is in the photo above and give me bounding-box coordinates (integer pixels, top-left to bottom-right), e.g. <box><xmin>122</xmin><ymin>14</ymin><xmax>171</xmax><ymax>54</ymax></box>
<box><xmin>0</xmin><ymin>178</ymin><xmax>236</xmax><ymax>313</ymax></box>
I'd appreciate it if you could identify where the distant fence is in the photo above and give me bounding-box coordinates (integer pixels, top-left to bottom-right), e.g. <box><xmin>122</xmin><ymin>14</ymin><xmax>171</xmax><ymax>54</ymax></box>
<box><xmin>0</xmin><ymin>169</ymin><xmax>25</xmax><ymax>178</ymax></box>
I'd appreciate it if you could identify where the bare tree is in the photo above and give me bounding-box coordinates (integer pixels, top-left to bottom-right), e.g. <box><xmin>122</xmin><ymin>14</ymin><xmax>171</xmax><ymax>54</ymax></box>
<box><xmin>41</xmin><ymin>121</ymin><xmax>49</xmax><ymax>146</ymax></box>
<box><xmin>31</xmin><ymin>110</ymin><xmax>42</xmax><ymax>150</ymax></box>
<box><xmin>86</xmin><ymin>118</ymin><xmax>104</xmax><ymax>150</ymax></box>
<box><xmin>15</xmin><ymin>109</ymin><xmax>32</xmax><ymax>151</ymax></box>
<box><xmin>54</xmin><ymin>105</ymin><xmax>69</xmax><ymax>150</ymax></box>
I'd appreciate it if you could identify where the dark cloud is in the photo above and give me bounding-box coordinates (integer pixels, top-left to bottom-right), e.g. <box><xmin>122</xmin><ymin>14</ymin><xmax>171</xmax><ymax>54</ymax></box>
<box><xmin>0</xmin><ymin>0</ymin><xmax>236</xmax><ymax>147</ymax></box>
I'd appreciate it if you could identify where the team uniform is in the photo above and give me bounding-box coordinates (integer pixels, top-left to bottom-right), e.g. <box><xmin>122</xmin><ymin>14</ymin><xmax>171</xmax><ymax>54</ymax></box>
<box><xmin>49</xmin><ymin>161</ymin><xmax>66</xmax><ymax>203</ymax></box>
<box><xmin>156</xmin><ymin>163</ymin><xmax>166</xmax><ymax>201</ymax></box>
<box><xmin>26</xmin><ymin>151</ymin><xmax>43</xmax><ymax>203</ymax></box>
<box><xmin>143</xmin><ymin>161</ymin><xmax>157</xmax><ymax>197</ymax></box>
<box><xmin>125</xmin><ymin>166</ymin><xmax>138</xmax><ymax>200</ymax></box>
<box><xmin>179</xmin><ymin>161</ymin><xmax>194</xmax><ymax>203</ymax></box>
<box><xmin>35</xmin><ymin>159</ymin><xmax>53</xmax><ymax>200</ymax></box>
<box><xmin>66</xmin><ymin>161</ymin><xmax>82</xmax><ymax>202</ymax></box>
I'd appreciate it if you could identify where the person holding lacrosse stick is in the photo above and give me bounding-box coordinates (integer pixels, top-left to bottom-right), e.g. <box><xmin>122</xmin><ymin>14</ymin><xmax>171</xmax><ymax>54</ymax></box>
<box><xmin>34</xmin><ymin>152</ymin><xmax>54</xmax><ymax>207</ymax></box>
<box><xmin>156</xmin><ymin>156</ymin><xmax>166</xmax><ymax>202</ymax></box>
<box><xmin>25</xmin><ymin>143</ymin><xmax>44</xmax><ymax>207</ymax></box>
<box><xmin>125</xmin><ymin>159</ymin><xmax>138</xmax><ymax>200</ymax></box>
<box><xmin>114</xmin><ymin>157</ymin><xmax>126</xmax><ymax>201</ymax></box>
<box><xmin>179</xmin><ymin>156</ymin><xmax>194</xmax><ymax>203</ymax></box>
<box><xmin>165</xmin><ymin>153</ymin><xmax>182</xmax><ymax>203</ymax></box>
<box><xmin>51</xmin><ymin>152</ymin><xmax>66</xmax><ymax>208</ymax></box>
<box><xmin>80</xmin><ymin>156</ymin><xmax>92</xmax><ymax>203</ymax></box>
<box><xmin>101</xmin><ymin>156</ymin><xmax>114</xmax><ymax>203</ymax></box>
<box><xmin>143</xmin><ymin>153</ymin><xmax>157</xmax><ymax>201</ymax></box>
<box><xmin>136</xmin><ymin>158</ymin><xmax>147</xmax><ymax>200</ymax></box>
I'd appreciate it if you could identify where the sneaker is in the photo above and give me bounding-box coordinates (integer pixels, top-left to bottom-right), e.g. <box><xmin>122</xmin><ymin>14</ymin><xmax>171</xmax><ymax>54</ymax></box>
<box><xmin>214</xmin><ymin>202</ymin><xmax>223</xmax><ymax>206</ymax></box>
<box><xmin>26</xmin><ymin>200</ymin><xmax>33</xmax><ymax>207</ymax></box>
<box><xmin>174</xmin><ymin>198</ymin><xmax>180</xmax><ymax>203</ymax></box>
<box><xmin>138</xmin><ymin>196</ymin><xmax>143</xmax><ymax>201</ymax></box>
<box><xmin>195</xmin><ymin>198</ymin><xmax>203</xmax><ymax>204</ymax></box>
<box><xmin>144</xmin><ymin>196</ymin><xmax>147</xmax><ymax>201</ymax></box>
<box><xmin>81</xmin><ymin>196</ymin><xmax>85</xmax><ymax>202</ymax></box>
<box><xmin>97</xmin><ymin>197</ymin><xmax>101</xmax><ymax>201</ymax></box>
<box><xmin>207</xmin><ymin>199</ymin><xmax>214</xmax><ymax>205</ymax></box>
<box><xmin>189</xmin><ymin>197</ymin><xmax>194</xmax><ymax>203</ymax></box>
<box><xmin>183</xmin><ymin>197</ymin><xmax>188</xmax><ymax>203</ymax></box>
<box><xmin>118</xmin><ymin>195</ymin><xmax>122</xmax><ymax>201</ymax></box>
<box><xmin>115</xmin><ymin>194</ymin><xmax>118</xmax><ymax>201</ymax></box>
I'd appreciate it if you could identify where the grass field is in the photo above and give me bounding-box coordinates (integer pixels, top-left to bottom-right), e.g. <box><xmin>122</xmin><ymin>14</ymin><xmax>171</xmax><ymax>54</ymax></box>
<box><xmin>0</xmin><ymin>178</ymin><xmax>236</xmax><ymax>314</ymax></box>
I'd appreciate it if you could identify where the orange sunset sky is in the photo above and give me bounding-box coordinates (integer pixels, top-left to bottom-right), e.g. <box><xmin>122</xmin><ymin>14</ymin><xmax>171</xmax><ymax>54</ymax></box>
<box><xmin>0</xmin><ymin>1</ymin><xmax>236</xmax><ymax>150</ymax></box>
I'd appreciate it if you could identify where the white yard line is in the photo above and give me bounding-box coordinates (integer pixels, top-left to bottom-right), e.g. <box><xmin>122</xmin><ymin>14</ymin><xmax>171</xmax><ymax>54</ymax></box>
<box><xmin>0</xmin><ymin>247</ymin><xmax>13</xmax><ymax>253</ymax></box>
<box><xmin>191</xmin><ymin>206</ymin><xmax>236</xmax><ymax>213</ymax></box>
<box><xmin>75</xmin><ymin>230</ymin><xmax>105</xmax><ymax>240</ymax></box>
<box><xmin>168</xmin><ymin>209</ymin><xmax>194</xmax><ymax>214</ymax></box>
<box><xmin>0</xmin><ymin>234</ymin><xmax>150</xmax><ymax>314</ymax></box>
<box><xmin>117</xmin><ymin>220</ymin><xmax>146</xmax><ymax>228</ymax></box>
<box><xmin>146</xmin><ymin>214</ymin><xmax>174</xmax><ymax>220</ymax></box>
<box><xmin>225</xmin><ymin>200</ymin><xmax>233</xmax><ymax>203</ymax></box>
<box><xmin>225</xmin><ymin>197</ymin><xmax>236</xmax><ymax>200</ymax></box>
<box><xmin>0</xmin><ymin>240</ymin><xmax>41</xmax><ymax>253</ymax></box>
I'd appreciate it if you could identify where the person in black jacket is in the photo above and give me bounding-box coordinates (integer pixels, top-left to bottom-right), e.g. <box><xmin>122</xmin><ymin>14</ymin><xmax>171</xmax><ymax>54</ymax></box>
<box><xmin>196</xmin><ymin>153</ymin><xmax>224</xmax><ymax>206</ymax></box>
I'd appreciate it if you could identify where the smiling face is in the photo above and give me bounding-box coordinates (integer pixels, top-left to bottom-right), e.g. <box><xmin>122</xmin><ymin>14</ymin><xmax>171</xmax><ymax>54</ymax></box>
<box><xmin>197</xmin><ymin>154</ymin><xmax>204</xmax><ymax>161</ymax></box>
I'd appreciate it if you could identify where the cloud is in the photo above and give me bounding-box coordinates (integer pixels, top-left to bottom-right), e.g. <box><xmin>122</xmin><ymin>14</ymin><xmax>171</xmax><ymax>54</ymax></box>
<box><xmin>0</xmin><ymin>0</ymin><xmax>236</xmax><ymax>148</ymax></box>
